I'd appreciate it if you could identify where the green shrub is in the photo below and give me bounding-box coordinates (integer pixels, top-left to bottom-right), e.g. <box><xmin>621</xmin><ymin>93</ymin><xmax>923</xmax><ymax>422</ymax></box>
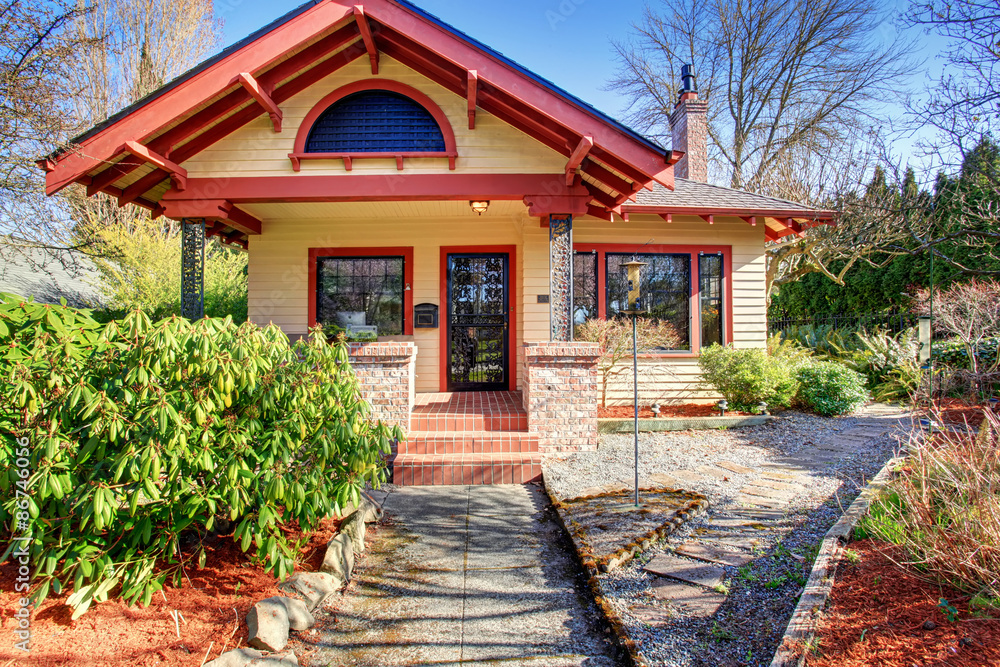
<box><xmin>698</xmin><ymin>345</ymin><xmax>798</xmax><ymax>412</ymax></box>
<box><xmin>933</xmin><ymin>337</ymin><xmax>1000</xmax><ymax>371</ymax></box>
<box><xmin>795</xmin><ymin>361</ymin><xmax>869</xmax><ymax>416</ymax></box>
<box><xmin>0</xmin><ymin>295</ymin><xmax>401</xmax><ymax>617</ymax></box>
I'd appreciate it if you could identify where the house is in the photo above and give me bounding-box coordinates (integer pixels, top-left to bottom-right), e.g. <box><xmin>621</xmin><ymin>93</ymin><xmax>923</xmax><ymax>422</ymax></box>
<box><xmin>0</xmin><ymin>244</ymin><xmax>104</xmax><ymax>308</ymax></box>
<box><xmin>40</xmin><ymin>0</ymin><xmax>832</xmax><ymax>484</ymax></box>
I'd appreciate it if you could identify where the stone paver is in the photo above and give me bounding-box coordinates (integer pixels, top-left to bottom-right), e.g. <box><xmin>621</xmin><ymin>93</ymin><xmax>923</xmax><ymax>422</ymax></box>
<box><xmin>714</xmin><ymin>460</ymin><xmax>756</xmax><ymax>475</ymax></box>
<box><xmin>644</xmin><ymin>554</ymin><xmax>726</xmax><ymax>589</ymax></box>
<box><xmin>309</xmin><ymin>485</ymin><xmax>617</xmax><ymax>667</ymax></box>
<box><xmin>650</xmin><ymin>580</ymin><xmax>727</xmax><ymax>616</ymax></box>
<box><xmin>675</xmin><ymin>542</ymin><xmax>754</xmax><ymax>567</ymax></box>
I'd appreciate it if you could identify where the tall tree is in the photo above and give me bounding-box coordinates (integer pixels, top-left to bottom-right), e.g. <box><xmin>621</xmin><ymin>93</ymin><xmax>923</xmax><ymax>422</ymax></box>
<box><xmin>610</xmin><ymin>0</ymin><xmax>916</xmax><ymax>196</ymax></box>
<box><xmin>0</xmin><ymin>0</ymin><xmax>220</xmax><ymax>259</ymax></box>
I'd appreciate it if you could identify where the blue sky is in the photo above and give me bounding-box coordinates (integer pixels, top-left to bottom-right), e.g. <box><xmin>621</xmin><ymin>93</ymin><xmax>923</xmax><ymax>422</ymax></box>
<box><xmin>213</xmin><ymin>0</ymin><xmax>950</xmax><ymax>167</ymax></box>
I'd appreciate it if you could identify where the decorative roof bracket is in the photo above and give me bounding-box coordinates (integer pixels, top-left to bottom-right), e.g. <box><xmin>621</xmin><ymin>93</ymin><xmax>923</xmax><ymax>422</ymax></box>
<box><xmin>235</xmin><ymin>72</ymin><xmax>282</xmax><ymax>133</ymax></box>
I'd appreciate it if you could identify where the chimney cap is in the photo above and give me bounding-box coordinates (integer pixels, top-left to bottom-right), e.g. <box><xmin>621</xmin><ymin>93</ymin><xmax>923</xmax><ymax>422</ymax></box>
<box><xmin>679</xmin><ymin>63</ymin><xmax>698</xmax><ymax>98</ymax></box>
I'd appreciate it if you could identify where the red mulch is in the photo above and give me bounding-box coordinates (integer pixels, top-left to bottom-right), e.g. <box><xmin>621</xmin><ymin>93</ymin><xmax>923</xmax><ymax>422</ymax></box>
<box><xmin>0</xmin><ymin>518</ymin><xmax>340</xmax><ymax>666</ymax></box>
<box><xmin>597</xmin><ymin>403</ymin><xmax>753</xmax><ymax>419</ymax></box>
<box><xmin>929</xmin><ymin>398</ymin><xmax>990</xmax><ymax>429</ymax></box>
<box><xmin>806</xmin><ymin>539</ymin><xmax>1000</xmax><ymax>667</ymax></box>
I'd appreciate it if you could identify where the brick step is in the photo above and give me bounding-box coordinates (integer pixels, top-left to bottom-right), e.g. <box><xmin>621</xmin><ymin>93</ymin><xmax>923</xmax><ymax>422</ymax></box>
<box><xmin>400</xmin><ymin>431</ymin><xmax>539</xmax><ymax>455</ymax></box>
<box><xmin>392</xmin><ymin>453</ymin><xmax>543</xmax><ymax>486</ymax></box>
<box><xmin>409</xmin><ymin>412</ymin><xmax>528</xmax><ymax>432</ymax></box>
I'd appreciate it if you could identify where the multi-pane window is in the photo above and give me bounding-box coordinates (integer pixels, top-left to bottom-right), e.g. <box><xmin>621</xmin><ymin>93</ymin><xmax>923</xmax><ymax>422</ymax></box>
<box><xmin>572</xmin><ymin>246</ymin><xmax>727</xmax><ymax>352</ymax></box>
<box><xmin>316</xmin><ymin>256</ymin><xmax>405</xmax><ymax>335</ymax></box>
<box><xmin>607</xmin><ymin>253</ymin><xmax>691</xmax><ymax>350</ymax></box>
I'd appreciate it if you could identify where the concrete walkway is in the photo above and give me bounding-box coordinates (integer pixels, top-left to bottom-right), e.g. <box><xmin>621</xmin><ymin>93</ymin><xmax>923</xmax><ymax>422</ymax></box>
<box><xmin>310</xmin><ymin>485</ymin><xmax>618</xmax><ymax>667</ymax></box>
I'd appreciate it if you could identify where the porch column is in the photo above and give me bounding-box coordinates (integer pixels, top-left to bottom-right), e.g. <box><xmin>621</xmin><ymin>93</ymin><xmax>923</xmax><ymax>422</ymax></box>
<box><xmin>180</xmin><ymin>218</ymin><xmax>206</xmax><ymax>319</ymax></box>
<box><xmin>548</xmin><ymin>214</ymin><xmax>573</xmax><ymax>341</ymax></box>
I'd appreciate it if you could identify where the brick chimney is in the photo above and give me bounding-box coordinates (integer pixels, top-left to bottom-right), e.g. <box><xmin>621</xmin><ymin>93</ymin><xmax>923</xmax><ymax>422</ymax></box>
<box><xmin>669</xmin><ymin>64</ymin><xmax>708</xmax><ymax>182</ymax></box>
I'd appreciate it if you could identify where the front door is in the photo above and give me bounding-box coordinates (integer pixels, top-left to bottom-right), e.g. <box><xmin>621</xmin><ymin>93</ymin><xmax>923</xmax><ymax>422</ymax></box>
<box><xmin>446</xmin><ymin>253</ymin><xmax>509</xmax><ymax>391</ymax></box>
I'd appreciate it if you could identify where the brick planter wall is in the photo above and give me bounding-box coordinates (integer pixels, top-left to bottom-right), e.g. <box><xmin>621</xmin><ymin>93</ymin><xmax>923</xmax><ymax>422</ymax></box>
<box><xmin>522</xmin><ymin>342</ymin><xmax>601</xmax><ymax>453</ymax></box>
<box><xmin>347</xmin><ymin>342</ymin><xmax>417</xmax><ymax>431</ymax></box>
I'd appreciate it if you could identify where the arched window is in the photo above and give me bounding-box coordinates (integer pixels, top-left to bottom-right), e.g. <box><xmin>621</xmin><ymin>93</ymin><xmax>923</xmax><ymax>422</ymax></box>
<box><xmin>305</xmin><ymin>90</ymin><xmax>446</xmax><ymax>153</ymax></box>
<box><xmin>289</xmin><ymin>81</ymin><xmax>458</xmax><ymax>172</ymax></box>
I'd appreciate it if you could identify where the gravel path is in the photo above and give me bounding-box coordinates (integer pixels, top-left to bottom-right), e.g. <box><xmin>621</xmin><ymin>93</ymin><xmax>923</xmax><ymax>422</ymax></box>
<box><xmin>543</xmin><ymin>406</ymin><xmax>913</xmax><ymax>667</ymax></box>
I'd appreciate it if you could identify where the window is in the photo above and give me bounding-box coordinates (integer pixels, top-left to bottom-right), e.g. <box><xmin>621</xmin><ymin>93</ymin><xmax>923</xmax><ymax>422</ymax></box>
<box><xmin>572</xmin><ymin>245</ymin><xmax>728</xmax><ymax>353</ymax></box>
<box><xmin>313</xmin><ymin>252</ymin><xmax>412</xmax><ymax>336</ymax></box>
<box><xmin>305</xmin><ymin>90</ymin><xmax>446</xmax><ymax>153</ymax></box>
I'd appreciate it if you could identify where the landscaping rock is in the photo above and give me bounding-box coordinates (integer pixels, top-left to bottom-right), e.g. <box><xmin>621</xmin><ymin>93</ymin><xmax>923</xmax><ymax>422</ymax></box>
<box><xmin>272</xmin><ymin>595</ymin><xmax>314</xmax><ymax>631</ymax></box>
<box><xmin>247</xmin><ymin>597</ymin><xmax>289</xmax><ymax>652</ymax></box>
<box><xmin>204</xmin><ymin>648</ymin><xmax>263</xmax><ymax>667</ymax></box>
<box><xmin>340</xmin><ymin>508</ymin><xmax>366</xmax><ymax>553</ymax></box>
<box><xmin>675</xmin><ymin>541</ymin><xmax>754</xmax><ymax>567</ymax></box>
<box><xmin>277</xmin><ymin>571</ymin><xmax>341</xmax><ymax>612</ymax></box>
<box><xmin>321</xmin><ymin>532</ymin><xmax>355</xmax><ymax>583</ymax></box>
<box><xmin>359</xmin><ymin>492</ymin><xmax>384</xmax><ymax>523</ymax></box>
<box><xmin>651</xmin><ymin>580</ymin><xmax>726</xmax><ymax>617</ymax></box>
<box><xmin>258</xmin><ymin>652</ymin><xmax>298</xmax><ymax>665</ymax></box>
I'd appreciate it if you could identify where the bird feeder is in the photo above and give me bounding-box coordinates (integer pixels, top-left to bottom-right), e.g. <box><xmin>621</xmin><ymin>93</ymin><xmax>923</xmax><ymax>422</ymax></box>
<box><xmin>622</xmin><ymin>259</ymin><xmax>648</xmax><ymax>314</ymax></box>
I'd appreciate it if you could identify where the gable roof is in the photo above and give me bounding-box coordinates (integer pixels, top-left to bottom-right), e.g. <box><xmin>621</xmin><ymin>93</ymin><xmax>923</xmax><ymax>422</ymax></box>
<box><xmin>0</xmin><ymin>245</ymin><xmax>104</xmax><ymax>308</ymax></box>
<box><xmin>40</xmin><ymin>0</ymin><xmax>678</xmax><ymax>237</ymax></box>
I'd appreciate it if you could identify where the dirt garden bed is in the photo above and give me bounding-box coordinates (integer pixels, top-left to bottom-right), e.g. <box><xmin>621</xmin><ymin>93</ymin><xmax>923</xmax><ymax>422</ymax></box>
<box><xmin>598</xmin><ymin>403</ymin><xmax>754</xmax><ymax>419</ymax></box>
<box><xmin>806</xmin><ymin>539</ymin><xmax>1000</xmax><ymax>667</ymax></box>
<box><xmin>0</xmin><ymin>518</ymin><xmax>341</xmax><ymax>666</ymax></box>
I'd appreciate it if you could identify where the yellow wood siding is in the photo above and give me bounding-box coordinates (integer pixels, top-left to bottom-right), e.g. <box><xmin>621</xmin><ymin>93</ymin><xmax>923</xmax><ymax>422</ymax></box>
<box><xmin>247</xmin><ymin>210</ymin><xmax>766</xmax><ymax>400</ymax></box>
<box><xmin>248</xmin><ymin>209</ymin><xmax>525</xmax><ymax>393</ymax></box>
<box><xmin>182</xmin><ymin>57</ymin><xmax>567</xmax><ymax>178</ymax></box>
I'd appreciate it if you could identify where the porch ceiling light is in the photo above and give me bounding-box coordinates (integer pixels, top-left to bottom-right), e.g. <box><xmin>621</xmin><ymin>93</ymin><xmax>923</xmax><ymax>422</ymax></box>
<box><xmin>469</xmin><ymin>200</ymin><xmax>490</xmax><ymax>215</ymax></box>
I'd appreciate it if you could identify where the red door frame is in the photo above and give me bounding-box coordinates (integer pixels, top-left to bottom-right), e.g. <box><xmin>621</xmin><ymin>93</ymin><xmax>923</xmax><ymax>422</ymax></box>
<box><xmin>439</xmin><ymin>245</ymin><xmax>518</xmax><ymax>392</ymax></box>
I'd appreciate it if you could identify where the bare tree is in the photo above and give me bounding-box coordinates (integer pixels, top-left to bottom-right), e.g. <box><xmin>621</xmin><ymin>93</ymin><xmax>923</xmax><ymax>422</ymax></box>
<box><xmin>0</xmin><ymin>0</ymin><xmax>220</xmax><ymax>265</ymax></box>
<box><xmin>610</xmin><ymin>0</ymin><xmax>917</xmax><ymax>197</ymax></box>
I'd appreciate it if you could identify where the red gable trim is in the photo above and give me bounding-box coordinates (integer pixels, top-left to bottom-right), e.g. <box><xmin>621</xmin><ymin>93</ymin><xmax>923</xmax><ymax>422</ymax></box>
<box><xmin>287</xmin><ymin>79</ymin><xmax>458</xmax><ymax>172</ymax></box>
<box><xmin>44</xmin><ymin>1</ymin><xmax>354</xmax><ymax>194</ymax></box>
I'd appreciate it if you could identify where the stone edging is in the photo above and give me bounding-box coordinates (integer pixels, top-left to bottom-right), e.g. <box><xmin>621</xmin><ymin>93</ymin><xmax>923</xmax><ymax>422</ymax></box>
<box><xmin>203</xmin><ymin>493</ymin><xmax>384</xmax><ymax>667</ymax></box>
<box><xmin>769</xmin><ymin>455</ymin><xmax>904</xmax><ymax>667</ymax></box>
<box><xmin>546</xmin><ymin>484</ymin><xmax>710</xmax><ymax>667</ymax></box>
<box><xmin>598</xmin><ymin>415</ymin><xmax>773</xmax><ymax>433</ymax></box>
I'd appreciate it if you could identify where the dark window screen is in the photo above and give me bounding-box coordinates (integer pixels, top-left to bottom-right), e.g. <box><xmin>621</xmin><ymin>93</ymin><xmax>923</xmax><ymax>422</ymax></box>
<box><xmin>699</xmin><ymin>254</ymin><xmax>724</xmax><ymax>347</ymax></box>
<box><xmin>607</xmin><ymin>253</ymin><xmax>690</xmax><ymax>350</ymax></box>
<box><xmin>305</xmin><ymin>91</ymin><xmax>446</xmax><ymax>153</ymax></box>
<box><xmin>316</xmin><ymin>256</ymin><xmax>404</xmax><ymax>335</ymax></box>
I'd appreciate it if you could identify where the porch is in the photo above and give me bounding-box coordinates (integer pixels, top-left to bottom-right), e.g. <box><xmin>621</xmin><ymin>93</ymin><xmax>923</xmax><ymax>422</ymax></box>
<box><xmin>348</xmin><ymin>341</ymin><xmax>601</xmax><ymax>486</ymax></box>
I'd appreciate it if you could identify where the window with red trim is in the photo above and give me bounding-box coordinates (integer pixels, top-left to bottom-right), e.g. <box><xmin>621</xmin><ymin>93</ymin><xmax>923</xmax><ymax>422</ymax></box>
<box><xmin>572</xmin><ymin>244</ymin><xmax>728</xmax><ymax>353</ymax></box>
<box><xmin>310</xmin><ymin>247</ymin><xmax>414</xmax><ymax>336</ymax></box>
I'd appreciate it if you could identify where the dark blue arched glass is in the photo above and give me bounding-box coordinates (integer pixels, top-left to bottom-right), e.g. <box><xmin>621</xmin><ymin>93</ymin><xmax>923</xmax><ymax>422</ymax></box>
<box><xmin>305</xmin><ymin>90</ymin><xmax>446</xmax><ymax>153</ymax></box>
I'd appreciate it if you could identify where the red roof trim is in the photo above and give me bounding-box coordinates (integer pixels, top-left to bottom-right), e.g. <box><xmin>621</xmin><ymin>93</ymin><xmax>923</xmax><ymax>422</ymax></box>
<box><xmin>288</xmin><ymin>79</ymin><xmax>458</xmax><ymax>172</ymax></box>
<box><xmin>44</xmin><ymin>1</ymin><xmax>354</xmax><ymax>194</ymax></box>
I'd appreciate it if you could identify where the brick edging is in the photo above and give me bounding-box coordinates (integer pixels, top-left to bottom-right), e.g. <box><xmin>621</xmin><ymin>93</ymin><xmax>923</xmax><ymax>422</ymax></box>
<box><xmin>545</xmin><ymin>483</ymin><xmax>710</xmax><ymax>667</ymax></box>
<box><xmin>769</xmin><ymin>455</ymin><xmax>904</xmax><ymax>667</ymax></box>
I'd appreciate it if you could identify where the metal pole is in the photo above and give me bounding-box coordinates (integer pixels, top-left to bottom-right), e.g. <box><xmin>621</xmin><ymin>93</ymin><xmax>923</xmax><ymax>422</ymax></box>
<box><xmin>633</xmin><ymin>312</ymin><xmax>639</xmax><ymax>508</ymax></box>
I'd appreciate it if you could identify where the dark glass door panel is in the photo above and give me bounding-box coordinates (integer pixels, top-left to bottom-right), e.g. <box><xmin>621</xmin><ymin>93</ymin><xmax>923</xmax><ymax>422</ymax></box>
<box><xmin>447</xmin><ymin>253</ymin><xmax>509</xmax><ymax>391</ymax></box>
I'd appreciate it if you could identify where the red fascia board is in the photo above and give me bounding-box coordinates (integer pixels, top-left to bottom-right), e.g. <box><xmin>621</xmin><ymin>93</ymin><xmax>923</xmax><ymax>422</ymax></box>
<box><xmin>308</xmin><ymin>246</ymin><xmax>414</xmax><ymax>335</ymax></box>
<box><xmin>439</xmin><ymin>245</ymin><xmax>517</xmax><ymax>392</ymax></box>
<box><xmin>580</xmin><ymin>159</ymin><xmax>635</xmax><ymax>199</ymax></box>
<box><xmin>622</xmin><ymin>205</ymin><xmax>836</xmax><ymax>220</ymax></box>
<box><xmin>170</xmin><ymin>44</ymin><xmax>367</xmax><ymax>165</ymax></box>
<box><xmin>363</xmin><ymin>0</ymin><xmax>672</xmax><ymax>186</ymax></box>
<box><xmin>44</xmin><ymin>1</ymin><xmax>354</xmax><ymax>194</ymax></box>
<box><xmin>89</xmin><ymin>24</ymin><xmax>363</xmax><ymax>194</ymax></box>
<box><xmin>161</xmin><ymin>173</ymin><xmax>586</xmax><ymax>203</ymax></box>
<box><xmin>467</xmin><ymin>70</ymin><xmax>478</xmax><ymax>129</ymax></box>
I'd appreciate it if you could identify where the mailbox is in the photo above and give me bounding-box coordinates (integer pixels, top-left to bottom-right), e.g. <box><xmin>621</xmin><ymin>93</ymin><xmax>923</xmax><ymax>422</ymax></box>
<box><xmin>414</xmin><ymin>303</ymin><xmax>439</xmax><ymax>329</ymax></box>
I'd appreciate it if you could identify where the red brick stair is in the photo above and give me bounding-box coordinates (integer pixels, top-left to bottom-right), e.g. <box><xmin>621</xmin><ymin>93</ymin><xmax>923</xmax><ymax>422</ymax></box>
<box><xmin>393</xmin><ymin>392</ymin><xmax>542</xmax><ymax>485</ymax></box>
